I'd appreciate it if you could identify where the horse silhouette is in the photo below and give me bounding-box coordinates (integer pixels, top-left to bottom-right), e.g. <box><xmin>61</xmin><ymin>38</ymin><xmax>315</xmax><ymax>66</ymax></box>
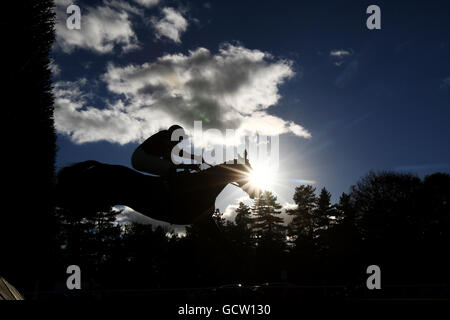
<box><xmin>56</xmin><ymin>152</ymin><xmax>259</xmax><ymax>226</ymax></box>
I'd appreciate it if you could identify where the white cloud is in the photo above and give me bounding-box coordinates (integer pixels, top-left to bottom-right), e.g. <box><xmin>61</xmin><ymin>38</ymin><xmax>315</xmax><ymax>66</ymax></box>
<box><xmin>133</xmin><ymin>0</ymin><xmax>160</xmax><ymax>7</ymax></box>
<box><xmin>54</xmin><ymin>44</ymin><xmax>310</xmax><ymax>145</ymax></box>
<box><xmin>330</xmin><ymin>49</ymin><xmax>352</xmax><ymax>58</ymax></box>
<box><xmin>49</xmin><ymin>60</ymin><xmax>61</xmax><ymax>77</ymax></box>
<box><xmin>151</xmin><ymin>7</ymin><xmax>188</xmax><ymax>43</ymax></box>
<box><xmin>54</xmin><ymin>0</ymin><xmax>139</xmax><ymax>54</ymax></box>
<box><xmin>222</xmin><ymin>204</ymin><xmax>239</xmax><ymax>221</ymax></box>
<box><xmin>54</xmin><ymin>79</ymin><xmax>147</xmax><ymax>144</ymax></box>
<box><xmin>283</xmin><ymin>202</ymin><xmax>297</xmax><ymax>211</ymax></box>
<box><xmin>115</xmin><ymin>206</ymin><xmax>186</xmax><ymax>233</ymax></box>
<box><xmin>107</xmin><ymin>0</ymin><xmax>144</xmax><ymax>15</ymax></box>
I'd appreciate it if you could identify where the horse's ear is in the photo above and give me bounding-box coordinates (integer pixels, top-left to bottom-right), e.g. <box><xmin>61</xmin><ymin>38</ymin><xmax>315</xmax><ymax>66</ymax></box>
<box><xmin>244</xmin><ymin>149</ymin><xmax>249</xmax><ymax>165</ymax></box>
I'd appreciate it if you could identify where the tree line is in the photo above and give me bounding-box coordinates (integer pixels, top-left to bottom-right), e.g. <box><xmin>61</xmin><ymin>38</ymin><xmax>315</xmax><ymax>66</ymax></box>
<box><xmin>52</xmin><ymin>171</ymin><xmax>450</xmax><ymax>294</ymax></box>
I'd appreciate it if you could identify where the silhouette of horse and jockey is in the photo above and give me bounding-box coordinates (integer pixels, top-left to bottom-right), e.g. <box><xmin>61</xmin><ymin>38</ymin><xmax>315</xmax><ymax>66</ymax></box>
<box><xmin>56</xmin><ymin>125</ymin><xmax>260</xmax><ymax>226</ymax></box>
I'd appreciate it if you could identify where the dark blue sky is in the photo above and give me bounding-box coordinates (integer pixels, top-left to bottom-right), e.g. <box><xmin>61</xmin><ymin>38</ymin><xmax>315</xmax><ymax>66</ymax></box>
<box><xmin>54</xmin><ymin>0</ymin><xmax>450</xmax><ymax>210</ymax></box>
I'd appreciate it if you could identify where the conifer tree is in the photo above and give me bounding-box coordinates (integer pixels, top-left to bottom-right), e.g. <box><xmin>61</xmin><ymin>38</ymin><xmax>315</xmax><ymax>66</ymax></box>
<box><xmin>315</xmin><ymin>187</ymin><xmax>335</xmax><ymax>230</ymax></box>
<box><xmin>252</xmin><ymin>191</ymin><xmax>286</xmax><ymax>248</ymax></box>
<box><xmin>233</xmin><ymin>202</ymin><xmax>253</xmax><ymax>247</ymax></box>
<box><xmin>287</xmin><ymin>185</ymin><xmax>317</xmax><ymax>240</ymax></box>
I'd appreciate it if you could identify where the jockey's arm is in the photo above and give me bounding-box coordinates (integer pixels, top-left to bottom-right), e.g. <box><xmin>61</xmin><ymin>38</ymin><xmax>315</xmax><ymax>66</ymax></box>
<box><xmin>179</xmin><ymin>150</ymin><xmax>204</xmax><ymax>164</ymax></box>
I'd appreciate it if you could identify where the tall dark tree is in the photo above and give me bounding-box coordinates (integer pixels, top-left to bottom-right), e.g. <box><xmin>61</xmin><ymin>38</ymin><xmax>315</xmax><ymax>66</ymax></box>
<box><xmin>314</xmin><ymin>187</ymin><xmax>335</xmax><ymax>230</ymax></box>
<box><xmin>252</xmin><ymin>191</ymin><xmax>286</xmax><ymax>249</ymax></box>
<box><xmin>318</xmin><ymin>192</ymin><xmax>362</xmax><ymax>283</ymax></box>
<box><xmin>287</xmin><ymin>185</ymin><xmax>317</xmax><ymax>241</ymax></box>
<box><xmin>348</xmin><ymin>171</ymin><xmax>426</xmax><ymax>284</ymax></box>
<box><xmin>1</xmin><ymin>0</ymin><xmax>56</xmax><ymax>295</ymax></box>
<box><xmin>421</xmin><ymin>173</ymin><xmax>450</xmax><ymax>241</ymax></box>
<box><xmin>350</xmin><ymin>171</ymin><xmax>423</xmax><ymax>242</ymax></box>
<box><xmin>312</xmin><ymin>187</ymin><xmax>336</xmax><ymax>254</ymax></box>
<box><xmin>233</xmin><ymin>202</ymin><xmax>254</xmax><ymax>247</ymax></box>
<box><xmin>235</xmin><ymin>202</ymin><xmax>252</xmax><ymax>229</ymax></box>
<box><xmin>418</xmin><ymin>172</ymin><xmax>450</xmax><ymax>283</ymax></box>
<box><xmin>335</xmin><ymin>192</ymin><xmax>354</xmax><ymax>224</ymax></box>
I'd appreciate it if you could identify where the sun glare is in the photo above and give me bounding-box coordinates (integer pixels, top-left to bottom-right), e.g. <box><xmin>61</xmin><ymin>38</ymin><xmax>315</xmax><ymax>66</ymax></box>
<box><xmin>249</xmin><ymin>163</ymin><xmax>277</xmax><ymax>191</ymax></box>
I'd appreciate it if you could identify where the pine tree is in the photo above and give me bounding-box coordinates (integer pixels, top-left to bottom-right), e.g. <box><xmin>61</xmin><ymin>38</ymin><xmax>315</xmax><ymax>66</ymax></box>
<box><xmin>233</xmin><ymin>202</ymin><xmax>253</xmax><ymax>247</ymax></box>
<box><xmin>315</xmin><ymin>187</ymin><xmax>335</xmax><ymax>230</ymax></box>
<box><xmin>235</xmin><ymin>202</ymin><xmax>252</xmax><ymax>228</ymax></box>
<box><xmin>252</xmin><ymin>191</ymin><xmax>286</xmax><ymax>248</ymax></box>
<box><xmin>287</xmin><ymin>185</ymin><xmax>317</xmax><ymax>240</ymax></box>
<box><xmin>335</xmin><ymin>192</ymin><xmax>354</xmax><ymax>224</ymax></box>
<box><xmin>313</xmin><ymin>187</ymin><xmax>336</xmax><ymax>253</ymax></box>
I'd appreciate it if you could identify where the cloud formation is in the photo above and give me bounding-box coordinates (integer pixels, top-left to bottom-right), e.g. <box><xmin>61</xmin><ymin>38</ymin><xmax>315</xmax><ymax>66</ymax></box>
<box><xmin>329</xmin><ymin>49</ymin><xmax>352</xmax><ymax>58</ymax></box>
<box><xmin>133</xmin><ymin>0</ymin><xmax>160</xmax><ymax>7</ymax></box>
<box><xmin>115</xmin><ymin>206</ymin><xmax>186</xmax><ymax>233</ymax></box>
<box><xmin>49</xmin><ymin>60</ymin><xmax>61</xmax><ymax>77</ymax></box>
<box><xmin>54</xmin><ymin>0</ymin><xmax>139</xmax><ymax>54</ymax></box>
<box><xmin>151</xmin><ymin>7</ymin><xmax>188</xmax><ymax>43</ymax></box>
<box><xmin>54</xmin><ymin>44</ymin><xmax>310</xmax><ymax>145</ymax></box>
<box><xmin>54</xmin><ymin>78</ymin><xmax>149</xmax><ymax>144</ymax></box>
<box><xmin>330</xmin><ymin>49</ymin><xmax>353</xmax><ymax>67</ymax></box>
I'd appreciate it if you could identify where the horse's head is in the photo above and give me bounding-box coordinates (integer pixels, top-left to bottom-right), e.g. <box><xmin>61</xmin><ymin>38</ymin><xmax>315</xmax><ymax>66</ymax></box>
<box><xmin>223</xmin><ymin>150</ymin><xmax>261</xmax><ymax>199</ymax></box>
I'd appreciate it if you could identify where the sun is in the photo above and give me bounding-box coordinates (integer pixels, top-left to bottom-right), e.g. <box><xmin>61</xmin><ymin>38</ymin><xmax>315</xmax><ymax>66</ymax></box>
<box><xmin>248</xmin><ymin>163</ymin><xmax>277</xmax><ymax>191</ymax></box>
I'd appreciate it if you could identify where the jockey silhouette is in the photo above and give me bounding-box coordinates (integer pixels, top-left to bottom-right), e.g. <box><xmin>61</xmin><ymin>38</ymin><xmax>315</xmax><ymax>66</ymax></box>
<box><xmin>131</xmin><ymin>125</ymin><xmax>202</xmax><ymax>178</ymax></box>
